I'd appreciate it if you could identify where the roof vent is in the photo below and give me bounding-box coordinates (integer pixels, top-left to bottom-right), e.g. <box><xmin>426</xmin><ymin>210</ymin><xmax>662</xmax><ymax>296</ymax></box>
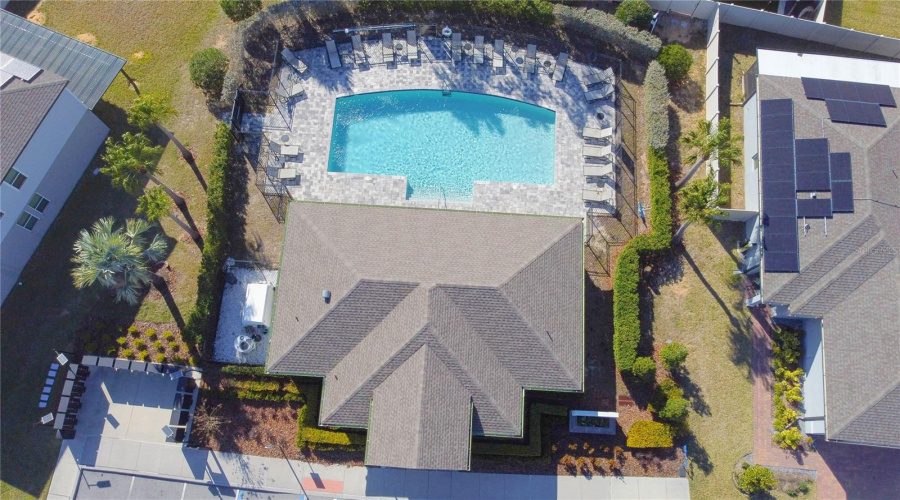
<box><xmin>322</xmin><ymin>290</ymin><xmax>331</xmax><ymax>304</ymax></box>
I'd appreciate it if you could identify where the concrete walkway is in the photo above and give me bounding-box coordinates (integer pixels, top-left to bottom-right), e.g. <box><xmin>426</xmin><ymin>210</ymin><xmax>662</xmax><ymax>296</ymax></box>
<box><xmin>49</xmin><ymin>435</ymin><xmax>689</xmax><ymax>499</ymax></box>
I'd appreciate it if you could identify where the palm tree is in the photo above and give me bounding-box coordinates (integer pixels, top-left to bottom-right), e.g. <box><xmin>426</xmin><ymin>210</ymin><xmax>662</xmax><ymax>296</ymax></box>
<box><xmin>101</xmin><ymin>132</ymin><xmax>185</xmax><ymax>207</ymax></box>
<box><xmin>128</xmin><ymin>93</ymin><xmax>193</xmax><ymax>161</ymax></box>
<box><xmin>137</xmin><ymin>186</ymin><xmax>201</xmax><ymax>241</ymax></box>
<box><xmin>71</xmin><ymin>217</ymin><xmax>167</xmax><ymax>305</ymax></box>
<box><xmin>675</xmin><ymin>118</ymin><xmax>742</xmax><ymax>189</ymax></box>
<box><xmin>674</xmin><ymin>172</ymin><xmax>731</xmax><ymax>241</ymax></box>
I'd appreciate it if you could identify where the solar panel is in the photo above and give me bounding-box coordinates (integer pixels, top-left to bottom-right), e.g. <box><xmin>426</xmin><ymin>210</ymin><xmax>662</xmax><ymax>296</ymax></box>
<box><xmin>802</xmin><ymin>78</ymin><xmax>896</xmax><ymax>107</ymax></box>
<box><xmin>764</xmin><ymin>198</ymin><xmax>797</xmax><ymax>216</ymax></box>
<box><xmin>862</xmin><ymin>103</ymin><xmax>887</xmax><ymax>126</ymax></box>
<box><xmin>796</xmin><ymin>173</ymin><xmax>831</xmax><ymax>192</ymax></box>
<box><xmin>845</xmin><ymin>101</ymin><xmax>868</xmax><ymax>124</ymax></box>
<box><xmin>825</xmin><ymin>99</ymin><xmax>886</xmax><ymax>126</ymax></box>
<box><xmin>762</xmin><ymin>131</ymin><xmax>795</xmax><ymax>149</ymax></box>
<box><xmin>762</xmin><ymin>181</ymin><xmax>798</xmax><ymax>199</ymax></box>
<box><xmin>820</xmin><ymin>79</ymin><xmax>842</xmax><ymax>100</ymax></box>
<box><xmin>855</xmin><ymin>83</ymin><xmax>878</xmax><ymax>104</ymax></box>
<box><xmin>795</xmin><ymin>138</ymin><xmax>829</xmax><ymax>157</ymax></box>
<box><xmin>761</xmin><ymin>147</ymin><xmax>794</xmax><ymax>167</ymax></box>
<box><xmin>797</xmin><ymin>198</ymin><xmax>833</xmax><ymax>218</ymax></box>
<box><xmin>829</xmin><ymin>153</ymin><xmax>852</xmax><ymax>181</ymax></box>
<box><xmin>0</xmin><ymin>55</ymin><xmax>41</xmax><ymax>81</ymax></box>
<box><xmin>762</xmin><ymin>163</ymin><xmax>796</xmax><ymax>182</ymax></box>
<box><xmin>764</xmin><ymin>231</ymin><xmax>799</xmax><ymax>251</ymax></box>
<box><xmin>801</xmin><ymin>78</ymin><xmax>824</xmax><ymax>100</ymax></box>
<box><xmin>871</xmin><ymin>84</ymin><xmax>897</xmax><ymax>107</ymax></box>
<box><xmin>761</xmin><ymin>114</ymin><xmax>793</xmax><ymax>132</ymax></box>
<box><xmin>825</xmin><ymin>99</ymin><xmax>848</xmax><ymax>122</ymax></box>
<box><xmin>837</xmin><ymin>80</ymin><xmax>859</xmax><ymax>102</ymax></box>
<box><xmin>761</xmin><ymin>99</ymin><xmax>793</xmax><ymax>115</ymax></box>
<box><xmin>765</xmin><ymin>252</ymin><xmax>799</xmax><ymax>273</ymax></box>
<box><xmin>831</xmin><ymin>182</ymin><xmax>854</xmax><ymax>212</ymax></box>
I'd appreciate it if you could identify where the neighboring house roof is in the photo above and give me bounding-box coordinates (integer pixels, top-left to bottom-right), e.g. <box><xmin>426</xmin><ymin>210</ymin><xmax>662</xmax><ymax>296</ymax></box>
<box><xmin>755</xmin><ymin>54</ymin><xmax>900</xmax><ymax>449</ymax></box>
<box><xmin>0</xmin><ymin>10</ymin><xmax>124</xmax><ymax>109</ymax></box>
<box><xmin>268</xmin><ymin>202</ymin><xmax>584</xmax><ymax>470</ymax></box>
<box><xmin>0</xmin><ymin>69</ymin><xmax>68</xmax><ymax>175</ymax></box>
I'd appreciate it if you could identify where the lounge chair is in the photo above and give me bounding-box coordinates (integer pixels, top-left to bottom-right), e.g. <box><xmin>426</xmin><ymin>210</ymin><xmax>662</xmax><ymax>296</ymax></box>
<box><xmin>583</xmin><ymin>126</ymin><xmax>613</xmax><ymax>141</ymax></box>
<box><xmin>451</xmin><ymin>33</ymin><xmax>462</xmax><ymax>63</ymax></box>
<box><xmin>382</xmin><ymin>33</ymin><xmax>394</xmax><ymax>63</ymax></box>
<box><xmin>277</xmin><ymin>168</ymin><xmax>298</xmax><ymax>180</ymax></box>
<box><xmin>281</xmin><ymin>48</ymin><xmax>308</xmax><ymax>74</ymax></box>
<box><xmin>583</xmin><ymin>144</ymin><xmax>612</xmax><ymax>158</ymax></box>
<box><xmin>524</xmin><ymin>44</ymin><xmax>537</xmax><ymax>75</ymax></box>
<box><xmin>552</xmin><ymin>52</ymin><xmax>568</xmax><ymax>82</ymax></box>
<box><xmin>493</xmin><ymin>39</ymin><xmax>504</xmax><ymax>69</ymax></box>
<box><xmin>407</xmin><ymin>30</ymin><xmax>418</xmax><ymax>62</ymax></box>
<box><xmin>325</xmin><ymin>40</ymin><xmax>342</xmax><ymax>69</ymax></box>
<box><xmin>351</xmin><ymin>34</ymin><xmax>367</xmax><ymax>66</ymax></box>
<box><xmin>584</xmin><ymin>83</ymin><xmax>615</xmax><ymax>102</ymax></box>
<box><xmin>584</xmin><ymin>67</ymin><xmax>614</xmax><ymax>86</ymax></box>
<box><xmin>288</xmin><ymin>81</ymin><xmax>306</xmax><ymax>99</ymax></box>
<box><xmin>281</xmin><ymin>144</ymin><xmax>301</xmax><ymax>157</ymax></box>
<box><xmin>583</xmin><ymin>188</ymin><xmax>615</xmax><ymax>204</ymax></box>
<box><xmin>474</xmin><ymin>36</ymin><xmax>485</xmax><ymax>64</ymax></box>
<box><xmin>584</xmin><ymin>163</ymin><xmax>614</xmax><ymax>178</ymax></box>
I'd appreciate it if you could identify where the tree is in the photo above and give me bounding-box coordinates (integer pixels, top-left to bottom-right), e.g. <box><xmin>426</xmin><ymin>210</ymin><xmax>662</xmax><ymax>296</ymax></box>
<box><xmin>220</xmin><ymin>0</ymin><xmax>261</xmax><ymax>21</ymax></box>
<box><xmin>128</xmin><ymin>93</ymin><xmax>193</xmax><ymax>162</ymax></box>
<box><xmin>739</xmin><ymin>465</ymin><xmax>778</xmax><ymax>494</ymax></box>
<box><xmin>657</xmin><ymin>44</ymin><xmax>693</xmax><ymax>83</ymax></box>
<box><xmin>101</xmin><ymin>132</ymin><xmax>185</xmax><ymax>207</ymax></box>
<box><xmin>676</xmin><ymin>118</ymin><xmax>742</xmax><ymax>189</ymax></box>
<box><xmin>71</xmin><ymin>217</ymin><xmax>167</xmax><ymax>305</ymax></box>
<box><xmin>660</xmin><ymin>342</ymin><xmax>689</xmax><ymax>371</ymax></box>
<box><xmin>674</xmin><ymin>172</ymin><xmax>730</xmax><ymax>241</ymax></box>
<box><xmin>632</xmin><ymin>356</ymin><xmax>657</xmax><ymax>380</ymax></box>
<box><xmin>137</xmin><ymin>186</ymin><xmax>200</xmax><ymax>241</ymax></box>
<box><xmin>189</xmin><ymin>48</ymin><xmax>228</xmax><ymax>98</ymax></box>
<box><xmin>615</xmin><ymin>0</ymin><xmax>654</xmax><ymax>30</ymax></box>
<box><xmin>658</xmin><ymin>395</ymin><xmax>690</xmax><ymax>422</ymax></box>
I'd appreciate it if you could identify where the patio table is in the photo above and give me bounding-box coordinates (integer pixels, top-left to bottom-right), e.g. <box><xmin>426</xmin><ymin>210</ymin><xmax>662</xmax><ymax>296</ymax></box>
<box><xmin>146</xmin><ymin>363</ymin><xmax>164</xmax><ymax>375</ymax></box>
<box><xmin>113</xmin><ymin>359</ymin><xmax>131</xmax><ymax>370</ymax></box>
<box><xmin>97</xmin><ymin>357</ymin><xmax>114</xmax><ymax>368</ymax></box>
<box><xmin>58</xmin><ymin>396</ymin><xmax>70</xmax><ymax>413</ymax></box>
<box><xmin>131</xmin><ymin>361</ymin><xmax>148</xmax><ymax>373</ymax></box>
<box><xmin>65</xmin><ymin>364</ymin><xmax>80</xmax><ymax>380</ymax></box>
<box><xmin>81</xmin><ymin>355</ymin><xmax>99</xmax><ymax>366</ymax></box>
<box><xmin>62</xmin><ymin>380</ymin><xmax>74</xmax><ymax>397</ymax></box>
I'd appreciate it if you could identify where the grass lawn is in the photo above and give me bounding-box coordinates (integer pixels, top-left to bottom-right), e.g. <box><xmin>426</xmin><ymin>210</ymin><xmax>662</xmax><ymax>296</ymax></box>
<box><xmin>647</xmin><ymin>222</ymin><xmax>754</xmax><ymax>500</ymax></box>
<box><xmin>825</xmin><ymin>0</ymin><xmax>900</xmax><ymax>39</ymax></box>
<box><xmin>0</xmin><ymin>2</ymin><xmax>227</xmax><ymax>498</ymax></box>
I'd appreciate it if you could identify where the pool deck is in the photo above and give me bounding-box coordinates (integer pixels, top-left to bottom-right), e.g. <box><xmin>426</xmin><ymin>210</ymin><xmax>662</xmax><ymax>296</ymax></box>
<box><xmin>257</xmin><ymin>37</ymin><xmax>617</xmax><ymax>219</ymax></box>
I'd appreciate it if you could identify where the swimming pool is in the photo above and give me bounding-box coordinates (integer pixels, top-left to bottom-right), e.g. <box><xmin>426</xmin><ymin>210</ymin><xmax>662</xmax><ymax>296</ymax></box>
<box><xmin>328</xmin><ymin>90</ymin><xmax>556</xmax><ymax>201</ymax></box>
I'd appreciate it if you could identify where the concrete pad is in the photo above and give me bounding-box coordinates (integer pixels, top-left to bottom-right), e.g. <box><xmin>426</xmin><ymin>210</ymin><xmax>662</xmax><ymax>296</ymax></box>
<box><xmin>263</xmin><ymin>458</ymin><xmax>304</xmax><ymax>492</ymax></box>
<box><xmin>181</xmin><ymin>448</ymin><xmax>210</xmax><ymax>482</ymax></box>
<box><xmin>665</xmin><ymin>478</ymin><xmax>690</xmax><ymax>500</ymax></box>
<box><xmin>342</xmin><ymin>465</ymin><xmax>369</xmax><ymax>497</ymax></box>
<box><xmin>94</xmin><ymin>437</ymin><xmax>115</xmax><ymax>468</ymax></box>
<box><xmin>183</xmin><ymin>483</ymin><xmax>239</xmax><ymax>499</ymax></box>
<box><xmin>59</xmin><ymin>436</ymin><xmax>86</xmax><ymax>466</ymax></box>
<box><xmin>449</xmin><ymin>471</ymin><xmax>480</xmax><ymax>500</ymax></box>
<box><xmin>579</xmin><ymin>475</ymin><xmax>611</xmax><ymax>499</ymax></box>
<box><xmin>79</xmin><ymin>435</ymin><xmax>102</xmax><ymax>466</ymax></box>
<box><xmin>637</xmin><ymin>477</ymin><xmax>668</xmax><ymax>499</ymax></box>
<box><xmin>526</xmin><ymin>474</ymin><xmax>557</xmax><ymax>500</ymax></box>
<box><xmin>131</xmin><ymin>475</ymin><xmax>187</xmax><ymax>499</ymax></box>
<box><xmin>157</xmin><ymin>445</ymin><xmax>190</xmax><ymax>478</ymax></box>
<box><xmin>48</xmin><ymin>461</ymin><xmax>80</xmax><ymax>498</ymax></box>
<box><xmin>609</xmin><ymin>476</ymin><xmax>640</xmax><ymax>500</ymax></box>
<box><xmin>555</xmin><ymin>475</ymin><xmax>582</xmax><ymax>500</ymax></box>
<box><xmin>402</xmin><ymin>469</ymin><xmax>429</xmax><ymax>499</ymax></box>
<box><xmin>425</xmin><ymin>470</ymin><xmax>452</xmax><ymax>500</ymax></box>
<box><xmin>135</xmin><ymin>442</ymin><xmax>164</xmax><ymax>473</ymax></box>
<box><xmin>109</xmin><ymin>439</ymin><xmax>140</xmax><ymax>470</ymax></box>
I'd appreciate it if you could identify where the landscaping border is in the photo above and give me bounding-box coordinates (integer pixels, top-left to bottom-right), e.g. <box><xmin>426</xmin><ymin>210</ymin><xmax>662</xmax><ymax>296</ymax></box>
<box><xmin>472</xmin><ymin>403</ymin><xmax>568</xmax><ymax>458</ymax></box>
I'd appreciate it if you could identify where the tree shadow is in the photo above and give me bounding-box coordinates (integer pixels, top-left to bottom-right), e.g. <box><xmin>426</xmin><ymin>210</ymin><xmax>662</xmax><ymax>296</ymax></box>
<box><xmin>153</xmin><ymin>275</ymin><xmax>186</xmax><ymax>330</ymax></box>
<box><xmin>683</xmin><ymin>432</ymin><xmax>714</xmax><ymax>476</ymax></box>
<box><xmin>175</xmin><ymin>203</ymin><xmax>205</xmax><ymax>251</ymax></box>
<box><xmin>674</xmin><ymin>367</ymin><xmax>711</xmax><ymax>417</ymax></box>
<box><xmin>671</xmin><ymin>78</ymin><xmax>704</xmax><ymax>114</ymax></box>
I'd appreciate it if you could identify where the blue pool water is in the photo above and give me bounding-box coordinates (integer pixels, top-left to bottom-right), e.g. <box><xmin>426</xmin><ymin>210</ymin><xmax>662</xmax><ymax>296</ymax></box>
<box><xmin>328</xmin><ymin>90</ymin><xmax>556</xmax><ymax>201</ymax></box>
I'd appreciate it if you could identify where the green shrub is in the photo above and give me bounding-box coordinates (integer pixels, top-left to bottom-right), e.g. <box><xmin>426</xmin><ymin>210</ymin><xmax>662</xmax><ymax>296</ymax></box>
<box><xmin>658</xmin><ymin>396</ymin><xmax>690</xmax><ymax>422</ymax></box>
<box><xmin>163</xmin><ymin>330</ymin><xmax>175</xmax><ymax>341</ymax></box>
<box><xmin>189</xmin><ymin>48</ymin><xmax>228</xmax><ymax>98</ymax></box>
<box><xmin>788</xmin><ymin>479</ymin><xmax>812</xmax><ymax>497</ymax></box>
<box><xmin>660</xmin><ymin>342</ymin><xmax>689</xmax><ymax>371</ymax></box>
<box><xmin>154</xmin><ymin>353</ymin><xmax>166</xmax><ymax>363</ymax></box>
<box><xmin>169</xmin><ymin>342</ymin><xmax>180</xmax><ymax>352</ymax></box>
<box><xmin>116</xmin><ymin>337</ymin><xmax>128</xmax><ymax>346</ymax></box>
<box><xmin>615</xmin><ymin>0</ymin><xmax>653</xmax><ymax>30</ymax></box>
<box><xmin>137</xmin><ymin>351</ymin><xmax>150</xmax><ymax>361</ymax></box>
<box><xmin>182</xmin><ymin>125</ymin><xmax>234</xmax><ymax>347</ymax></box>
<box><xmin>127</xmin><ymin>325</ymin><xmax>140</xmax><ymax>337</ymax></box>
<box><xmin>739</xmin><ymin>465</ymin><xmax>777</xmax><ymax>494</ymax></box>
<box><xmin>473</xmin><ymin>404</ymin><xmax>567</xmax><ymax>457</ymax></box>
<box><xmin>774</xmin><ymin>426</ymin><xmax>803</xmax><ymax>450</ymax></box>
<box><xmin>146</xmin><ymin>329</ymin><xmax>157</xmax><ymax>340</ymax></box>
<box><xmin>477</xmin><ymin>0</ymin><xmax>554</xmax><ymax>25</ymax></box>
<box><xmin>626</xmin><ymin>421</ymin><xmax>673</xmax><ymax>448</ymax></box>
<box><xmin>220</xmin><ymin>0</ymin><xmax>261</xmax><ymax>22</ymax></box>
<box><xmin>84</xmin><ymin>342</ymin><xmax>99</xmax><ymax>354</ymax></box>
<box><xmin>153</xmin><ymin>340</ymin><xmax>163</xmax><ymax>350</ymax></box>
<box><xmin>296</xmin><ymin>385</ymin><xmax>366</xmax><ymax>450</ymax></box>
<box><xmin>659</xmin><ymin>378</ymin><xmax>683</xmax><ymax>399</ymax></box>
<box><xmin>134</xmin><ymin>339</ymin><xmax>146</xmax><ymax>350</ymax></box>
<box><xmin>221</xmin><ymin>365</ymin><xmax>267</xmax><ymax>376</ymax></box>
<box><xmin>632</xmin><ymin>356</ymin><xmax>656</xmax><ymax>380</ymax></box>
<box><xmin>645</xmin><ymin>60</ymin><xmax>670</xmax><ymax>150</ymax></box>
<box><xmin>657</xmin><ymin>44</ymin><xmax>693</xmax><ymax>83</ymax></box>
<box><xmin>553</xmin><ymin>4</ymin><xmax>661</xmax><ymax>62</ymax></box>
<box><xmin>122</xmin><ymin>349</ymin><xmax>135</xmax><ymax>359</ymax></box>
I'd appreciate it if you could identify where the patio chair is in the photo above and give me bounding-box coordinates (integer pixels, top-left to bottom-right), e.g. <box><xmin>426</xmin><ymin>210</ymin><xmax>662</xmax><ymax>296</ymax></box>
<box><xmin>325</xmin><ymin>40</ymin><xmax>342</xmax><ymax>69</ymax></box>
<box><xmin>451</xmin><ymin>33</ymin><xmax>462</xmax><ymax>63</ymax></box>
<box><xmin>524</xmin><ymin>44</ymin><xmax>537</xmax><ymax>75</ymax></box>
<box><xmin>407</xmin><ymin>30</ymin><xmax>418</xmax><ymax>62</ymax></box>
<box><xmin>552</xmin><ymin>52</ymin><xmax>569</xmax><ymax>82</ymax></box>
<box><xmin>351</xmin><ymin>34</ymin><xmax>367</xmax><ymax>66</ymax></box>
<box><xmin>583</xmin><ymin>188</ymin><xmax>615</xmax><ymax>204</ymax></box>
<box><xmin>382</xmin><ymin>33</ymin><xmax>394</xmax><ymax>64</ymax></box>
<box><xmin>584</xmin><ymin>83</ymin><xmax>615</xmax><ymax>102</ymax></box>
<box><xmin>278</xmin><ymin>168</ymin><xmax>299</xmax><ymax>180</ymax></box>
<box><xmin>474</xmin><ymin>36</ymin><xmax>485</xmax><ymax>64</ymax></box>
<box><xmin>583</xmin><ymin>144</ymin><xmax>612</xmax><ymax>158</ymax></box>
<box><xmin>584</xmin><ymin>163</ymin><xmax>615</xmax><ymax>178</ymax></box>
<box><xmin>493</xmin><ymin>39</ymin><xmax>504</xmax><ymax>69</ymax></box>
<box><xmin>288</xmin><ymin>81</ymin><xmax>306</xmax><ymax>99</ymax></box>
<box><xmin>584</xmin><ymin>67</ymin><xmax>614</xmax><ymax>86</ymax></box>
<box><xmin>583</xmin><ymin>126</ymin><xmax>613</xmax><ymax>141</ymax></box>
<box><xmin>281</xmin><ymin>48</ymin><xmax>308</xmax><ymax>74</ymax></box>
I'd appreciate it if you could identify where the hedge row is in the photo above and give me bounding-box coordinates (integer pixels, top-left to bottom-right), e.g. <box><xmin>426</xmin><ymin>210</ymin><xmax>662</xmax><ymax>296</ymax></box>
<box><xmin>626</xmin><ymin>420</ymin><xmax>674</xmax><ymax>448</ymax></box>
<box><xmin>296</xmin><ymin>384</ymin><xmax>367</xmax><ymax>451</ymax></box>
<box><xmin>645</xmin><ymin>60</ymin><xmax>671</xmax><ymax>151</ymax></box>
<box><xmin>553</xmin><ymin>4</ymin><xmax>662</xmax><ymax>62</ymax></box>
<box><xmin>220</xmin><ymin>364</ymin><xmax>267</xmax><ymax>376</ymax></box>
<box><xmin>612</xmin><ymin>148</ymin><xmax>672</xmax><ymax>372</ymax></box>
<box><xmin>182</xmin><ymin>124</ymin><xmax>234</xmax><ymax>347</ymax></box>
<box><xmin>472</xmin><ymin>404</ymin><xmax>567</xmax><ymax>457</ymax></box>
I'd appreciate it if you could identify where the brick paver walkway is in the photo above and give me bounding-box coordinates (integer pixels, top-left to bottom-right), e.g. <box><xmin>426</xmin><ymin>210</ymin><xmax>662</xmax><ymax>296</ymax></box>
<box><xmin>749</xmin><ymin>303</ymin><xmax>900</xmax><ymax>500</ymax></box>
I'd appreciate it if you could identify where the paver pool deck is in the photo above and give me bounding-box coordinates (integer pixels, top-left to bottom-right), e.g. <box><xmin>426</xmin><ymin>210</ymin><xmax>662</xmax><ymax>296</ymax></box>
<box><xmin>253</xmin><ymin>38</ymin><xmax>618</xmax><ymax>219</ymax></box>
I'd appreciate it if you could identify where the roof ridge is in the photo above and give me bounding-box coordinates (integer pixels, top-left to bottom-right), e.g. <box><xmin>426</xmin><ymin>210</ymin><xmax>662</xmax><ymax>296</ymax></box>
<box><xmin>296</xmin><ymin>205</ymin><xmax>362</xmax><ymax>276</ymax></box>
<box><xmin>829</xmin><ymin>380</ymin><xmax>900</xmax><ymax>440</ymax></box>
<box><xmin>0</xmin><ymin>78</ymin><xmax>68</xmax><ymax>95</ymax></box>
<box><xmin>498</xmin><ymin>218</ymin><xmax>582</xmax><ymax>290</ymax></box>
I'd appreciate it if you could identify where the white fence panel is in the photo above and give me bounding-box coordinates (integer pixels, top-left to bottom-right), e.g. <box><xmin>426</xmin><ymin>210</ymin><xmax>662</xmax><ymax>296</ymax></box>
<box><xmin>693</xmin><ymin>1</ymin><xmax>718</xmax><ymax>20</ymax></box>
<box><xmin>867</xmin><ymin>37</ymin><xmax>900</xmax><ymax>59</ymax></box>
<box><xmin>835</xmin><ymin>29</ymin><xmax>884</xmax><ymax>53</ymax></box>
<box><xmin>806</xmin><ymin>21</ymin><xmax>852</xmax><ymax>45</ymax></box>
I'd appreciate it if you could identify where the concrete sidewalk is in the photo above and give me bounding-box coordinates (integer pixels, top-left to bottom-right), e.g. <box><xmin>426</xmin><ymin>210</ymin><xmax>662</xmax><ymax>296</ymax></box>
<box><xmin>49</xmin><ymin>435</ymin><xmax>689</xmax><ymax>499</ymax></box>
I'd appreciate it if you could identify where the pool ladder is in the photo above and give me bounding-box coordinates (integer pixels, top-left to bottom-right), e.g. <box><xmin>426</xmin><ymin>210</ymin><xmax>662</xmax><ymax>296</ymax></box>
<box><xmin>442</xmin><ymin>83</ymin><xmax>451</xmax><ymax>97</ymax></box>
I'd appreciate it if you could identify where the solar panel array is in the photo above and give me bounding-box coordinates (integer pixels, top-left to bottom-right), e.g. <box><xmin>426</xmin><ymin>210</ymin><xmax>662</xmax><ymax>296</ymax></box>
<box><xmin>830</xmin><ymin>153</ymin><xmax>854</xmax><ymax>212</ymax></box>
<box><xmin>760</xmin><ymin>99</ymin><xmax>800</xmax><ymax>273</ymax></box>
<box><xmin>801</xmin><ymin>77</ymin><xmax>895</xmax><ymax>127</ymax></box>
<box><xmin>795</xmin><ymin>138</ymin><xmax>831</xmax><ymax>191</ymax></box>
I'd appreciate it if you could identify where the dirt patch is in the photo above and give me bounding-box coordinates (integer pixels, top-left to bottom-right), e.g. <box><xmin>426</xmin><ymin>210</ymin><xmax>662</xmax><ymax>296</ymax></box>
<box><xmin>75</xmin><ymin>33</ymin><xmax>97</xmax><ymax>46</ymax></box>
<box><xmin>27</xmin><ymin>11</ymin><xmax>46</xmax><ymax>25</ymax></box>
<box><xmin>133</xmin><ymin>51</ymin><xmax>146</xmax><ymax>60</ymax></box>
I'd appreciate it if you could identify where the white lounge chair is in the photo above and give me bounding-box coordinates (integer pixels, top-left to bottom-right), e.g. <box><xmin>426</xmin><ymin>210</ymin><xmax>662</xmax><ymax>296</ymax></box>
<box><xmin>474</xmin><ymin>36</ymin><xmax>485</xmax><ymax>64</ymax></box>
<box><xmin>583</xmin><ymin>126</ymin><xmax>613</xmax><ymax>141</ymax></box>
<box><xmin>382</xmin><ymin>33</ymin><xmax>394</xmax><ymax>63</ymax></box>
<box><xmin>524</xmin><ymin>44</ymin><xmax>537</xmax><ymax>75</ymax></box>
<box><xmin>451</xmin><ymin>33</ymin><xmax>462</xmax><ymax>63</ymax></box>
<box><xmin>351</xmin><ymin>34</ymin><xmax>367</xmax><ymax>66</ymax></box>
<box><xmin>585</xmin><ymin>83</ymin><xmax>614</xmax><ymax>102</ymax></box>
<box><xmin>277</xmin><ymin>168</ymin><xmax>298</xmax><ymax>180</ymax></box>
<box><xmin>407</xmin><ymin>30</ymin><xmax>418</xmax><ymax>62</ymax></box>
<box><xmin>281</xmin><ymin>144</ymin><xmax>301</xmax><ymax>157</ymax></box>
<box><xmin>552</xmin><ymin>52</ymin><xmax>568</xmax><ymax>82</ymax></box>
<box><xmin>584</xmin><ymin>67</ymin><xmax>614</xmax><ymax>86</ymax></box>
<box><xmin>583</xmin><ymin>144</ymin><xmax>612</xmax><ymax>158</ymax></box>
<box><xmin>288</xmin><ymin>81</ymin><xmax>306</xmax><ymax>99</ymax></box>
<box><xmin>584</xmin><ymin>163</ymin><xmax>614</xmax><ymax>178</ymax></box>
<box><xmin>493</xmin><ymin>39</ymin><xmax>504</xmax><ymax>69</ymax></box>
<box><xmin>281</xmin><ymin>48</ymin><xmax>308</xmax><ymax>74</ymax></box>
<box><xmin>325</xmin><ymin>40</ymin><xmax>342</xmax><ymax>69</ymax></box>
<box><xmin>583</xmin><ymin>188</ymin><xmax>615</xmax><ymax>204</ymax></box>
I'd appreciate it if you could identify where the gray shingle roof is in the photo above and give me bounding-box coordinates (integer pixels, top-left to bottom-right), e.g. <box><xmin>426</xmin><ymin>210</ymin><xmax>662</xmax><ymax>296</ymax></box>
<box><xmin>758</xmin><ymin>74</ymin><xmax>900</xmax><ymax>449</ymax></box>
<box><xmin>0</xmin><ymin>11</ymin><xmax>124</xmax><ymax>109</ymax></box>
<box><xmin>0</xmin><ymin>72</ymin><xmax>67</xmax><ymax>175</ymax></box>
<box><xmin>267</xmin><ymin>202</ymin><xmax>584</xmax><ymax>469</ymax></box>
